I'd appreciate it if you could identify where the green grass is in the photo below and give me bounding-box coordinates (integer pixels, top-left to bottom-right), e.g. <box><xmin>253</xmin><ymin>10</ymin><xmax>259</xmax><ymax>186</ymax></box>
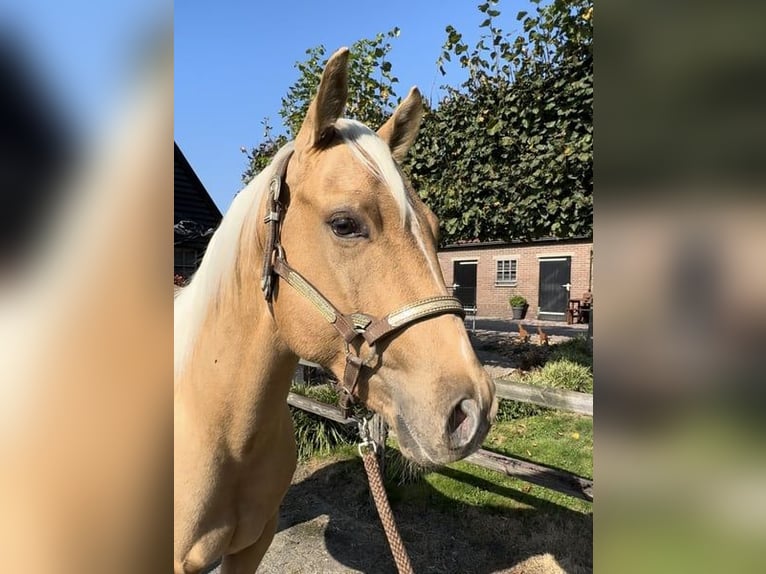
<box><xmin>549</xmin><ymin>335</ymin><xmax>592</xmax><ymax>369</ymax></box>
<box><xmin>484</xmin><ymin>413</ymin><xmax>593</xmax><ymax>479</ymax></box>
<box><xmin>298</xmin><ymin>409</ymin><xmax>593</xmax><ymax>517</ymax></box>
<box><xmin>503</xmin><ymin>335</ymin><xmax>594</xmax><ymax>394</ymax></box>
<box><xmin>414</xmin><ymin>413</ymin><xmax>592</xmax><ymax>514</ymax></box>
<box><xmin>290</xmin><ymin>382</ymin><xmax>357</xmax><ymax>461</ymax></box>
<box><xmin>527</xmin><ymin>359</ymin><xmax>593</xmax><ymax>393</ymax></box>
<box><xmin>359</xmin><ymin>410</ymin><xmax>593</xmax><ymax>515</ymax></box>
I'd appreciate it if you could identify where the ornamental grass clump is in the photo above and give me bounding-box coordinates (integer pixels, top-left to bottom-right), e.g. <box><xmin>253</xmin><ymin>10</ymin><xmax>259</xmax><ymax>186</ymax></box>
<box><xmin>528</xmin><ymin>359</ymin><xmax>593</xmax><ymax>393</ymax></box>
<box><xmin>290</xmin><ymin>383</ymin><xmax>357</xmax><ymax>460</ymax></box>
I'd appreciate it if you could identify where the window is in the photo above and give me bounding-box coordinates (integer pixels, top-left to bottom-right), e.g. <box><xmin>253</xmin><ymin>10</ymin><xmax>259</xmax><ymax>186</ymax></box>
<box><xmin>495</xmin><ymin>259</ymin><xmax>517</xmax><ymax>284</ymax></box>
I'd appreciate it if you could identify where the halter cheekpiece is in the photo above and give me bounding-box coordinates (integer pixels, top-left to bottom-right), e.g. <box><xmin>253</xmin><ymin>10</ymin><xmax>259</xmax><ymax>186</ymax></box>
<box><xmin>261</xmin><ymin>149</ymin><xmax>466</xmax><ymax>417</ymax></box>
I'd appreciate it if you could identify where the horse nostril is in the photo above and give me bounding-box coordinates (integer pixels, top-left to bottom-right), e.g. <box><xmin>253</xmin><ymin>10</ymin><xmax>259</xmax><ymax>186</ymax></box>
<box><xmin>447</xmin><ymin>398</ymin><xmax>480</xmax><ymax>449</ymax></box>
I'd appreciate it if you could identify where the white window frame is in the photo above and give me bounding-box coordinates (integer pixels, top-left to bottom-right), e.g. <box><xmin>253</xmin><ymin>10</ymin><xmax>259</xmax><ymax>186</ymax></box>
<box><xmin>495</xmin><ymin>258</ymin><xmax>518</xmax><ymax>286</ymax></box>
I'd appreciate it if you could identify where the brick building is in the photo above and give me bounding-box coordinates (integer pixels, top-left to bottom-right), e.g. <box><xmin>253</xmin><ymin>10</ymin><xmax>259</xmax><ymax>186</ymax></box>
<box><xmin>438</xmin><ymin>238</ymin><xmax>593</xmax><ymax>321</ymax></box>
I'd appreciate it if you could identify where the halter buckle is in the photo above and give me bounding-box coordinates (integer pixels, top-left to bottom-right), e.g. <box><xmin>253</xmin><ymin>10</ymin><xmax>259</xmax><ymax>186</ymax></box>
<box><xmin>269</xmin><ymin>175</ymin><xmax>281</xmax><ymax>201</ymax></box>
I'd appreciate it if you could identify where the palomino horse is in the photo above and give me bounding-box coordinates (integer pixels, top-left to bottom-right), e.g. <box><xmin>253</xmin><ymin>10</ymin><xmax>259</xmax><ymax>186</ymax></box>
<box><xmin>174</xmin><ymin>48</ymin><xmax>497</xmax><ymax>573</ymax></box>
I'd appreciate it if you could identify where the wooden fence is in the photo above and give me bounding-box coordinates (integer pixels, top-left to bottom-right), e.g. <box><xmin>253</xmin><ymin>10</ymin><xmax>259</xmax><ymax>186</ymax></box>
<box><xmin>289</xmin><ymin>361</ymin><xmax>593</xmax><ymax>503</ymax></box>
<box><xmin>495</xmin><ymin>380</ymin><xmax>592</xmax><ymax>416</ymax></box>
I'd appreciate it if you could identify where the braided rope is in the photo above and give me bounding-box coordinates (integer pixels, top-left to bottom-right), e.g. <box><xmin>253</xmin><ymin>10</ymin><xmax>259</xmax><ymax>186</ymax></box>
<box><xmin>362</xmin><ymin>451</ymin><xmax>415</xmax><ymax>574</ymax></box>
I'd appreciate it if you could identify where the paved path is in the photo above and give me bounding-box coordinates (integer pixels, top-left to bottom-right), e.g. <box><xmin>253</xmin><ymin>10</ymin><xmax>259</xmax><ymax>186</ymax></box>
<box><xmin>472</xmin><ymin>317</ymin><xmax>588</xmax><ymax>338</ymax></box>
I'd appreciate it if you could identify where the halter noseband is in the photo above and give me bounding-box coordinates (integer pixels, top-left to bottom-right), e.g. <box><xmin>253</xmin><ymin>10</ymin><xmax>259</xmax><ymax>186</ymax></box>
<box><xmin>261</xmin><ymin>149</ymin><xmax>466</xmax><ymax>416</ymax></box>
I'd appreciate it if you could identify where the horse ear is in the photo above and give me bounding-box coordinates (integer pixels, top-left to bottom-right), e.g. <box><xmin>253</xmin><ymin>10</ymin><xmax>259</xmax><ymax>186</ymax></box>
<box><xmin>378</xmin><ymin>87</ymin><xmax>424</xmax><ymax>162</ymax></box>
<box><xmin>295</xmin><ymin>47</ymin><xmax>349</xmax><ymax>149</ymax></box>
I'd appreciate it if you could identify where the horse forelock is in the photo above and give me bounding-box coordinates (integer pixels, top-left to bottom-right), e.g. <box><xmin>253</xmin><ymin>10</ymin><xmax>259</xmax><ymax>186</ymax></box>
<box><xmin>332</xmin><ymin>119</ymin><xmax>443</xmax><ymax>288</ymax></box>
<box><xmin>334</xmin><ymin>118</ymin><xmax>413</xmax><ymax>225</ymax></box>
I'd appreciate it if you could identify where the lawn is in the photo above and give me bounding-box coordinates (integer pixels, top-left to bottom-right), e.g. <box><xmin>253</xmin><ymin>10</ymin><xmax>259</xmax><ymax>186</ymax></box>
<box><xmin>425</xmin><ymin>413</ymin><xmax>593</xmax><ymax>514</ymax></box>
<box><xmin>300</xmin><ymin>409</ymin><xmax>593</xmax><ymax>515</ymax></box>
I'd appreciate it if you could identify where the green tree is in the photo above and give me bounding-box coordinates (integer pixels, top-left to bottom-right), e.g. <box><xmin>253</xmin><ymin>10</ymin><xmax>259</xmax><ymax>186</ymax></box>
<box><xmin>241</xmin><ymin>29</ymin><xmax>401</xmax><ymax>184</ymax></box>
<box><xmin>406</xmin><ymin>0</ymin><xmax>593</xmax><ymax>242</ymax></box>
<box><xmin>240</xmin><ymin>0</ymin><xmax>592</xmax><ymax>245</ymax></box>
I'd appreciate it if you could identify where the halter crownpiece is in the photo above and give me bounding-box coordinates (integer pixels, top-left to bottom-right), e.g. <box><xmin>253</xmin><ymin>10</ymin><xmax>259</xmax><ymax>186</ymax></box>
<box><xmin>260</xmin><ymin>148</ymin><xmax>293</xmax><ymax>301</ymax></box>
<box><xmin>261</xmin><ymin>148</ymin><xmax>466</xmax><ymax>416</ymax></box>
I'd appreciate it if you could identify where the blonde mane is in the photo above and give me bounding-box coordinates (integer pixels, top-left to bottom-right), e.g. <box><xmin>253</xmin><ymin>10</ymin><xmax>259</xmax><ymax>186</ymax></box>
<box><xmin>174</xmin><ymin>142</ymin><xmax>294</xmax><ymax>378</ymax></box>
<box><xmin>336</xmin><ymin>119</ymin><xmax>439</xmax><ymax>284</ymax></box>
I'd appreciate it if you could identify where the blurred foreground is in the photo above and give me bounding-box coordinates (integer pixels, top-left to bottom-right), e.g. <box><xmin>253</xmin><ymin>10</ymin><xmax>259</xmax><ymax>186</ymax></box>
<box><xmin>0</xmin><ymin>4</ymin><xmax>172</xmax><ymax>573</ymax></box>
<box><xmin>596</xmin><ymin>1</ymin><xmax>766</xmax><ymax>571</ymax></box>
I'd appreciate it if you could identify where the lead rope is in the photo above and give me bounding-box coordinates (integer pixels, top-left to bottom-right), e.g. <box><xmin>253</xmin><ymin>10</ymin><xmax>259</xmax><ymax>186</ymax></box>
<box><xmin>358</xmin><ymin>418</ymin><xmax>415</xmax><ymax>574</ymax></box>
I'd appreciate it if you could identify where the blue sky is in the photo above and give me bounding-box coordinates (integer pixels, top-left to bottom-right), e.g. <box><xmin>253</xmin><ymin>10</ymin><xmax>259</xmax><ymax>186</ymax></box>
<box><xmin>175</xmin><ymin>0</ymin><xmax>531</xmax><ymax>212</ymax></box>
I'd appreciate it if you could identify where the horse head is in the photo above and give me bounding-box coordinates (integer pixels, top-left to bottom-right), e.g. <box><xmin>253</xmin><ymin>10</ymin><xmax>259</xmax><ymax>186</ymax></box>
<box><xmin>269</xmin><ymin>48</ymin><xmax>497</xmax><ymax>466</ymax></box>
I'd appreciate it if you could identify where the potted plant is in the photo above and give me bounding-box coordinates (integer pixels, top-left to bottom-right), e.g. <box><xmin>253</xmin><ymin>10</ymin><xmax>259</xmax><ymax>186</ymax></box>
<box><xmin>509</xmin><ymin>294</ymin><xmax>527</xmax><ymax>320</ymax></box>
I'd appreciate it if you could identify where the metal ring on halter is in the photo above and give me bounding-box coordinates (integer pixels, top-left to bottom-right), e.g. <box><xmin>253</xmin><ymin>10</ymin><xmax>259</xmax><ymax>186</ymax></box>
<box><xmin>357</xmin><ymin>416</ymin><xmax>378</xmax><ymax>455</ymax></box>
<box><xmin>358</xmin><ymin>439</ymin><xmax>378</xmax><ymax>456</ymax></box>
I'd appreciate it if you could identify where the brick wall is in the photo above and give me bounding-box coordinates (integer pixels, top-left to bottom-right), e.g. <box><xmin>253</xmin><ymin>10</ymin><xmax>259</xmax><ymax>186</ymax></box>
<box><xmin>438</xmin><ymin>239</ymin><xmax>593</xmax><ymax>319</ymax></box>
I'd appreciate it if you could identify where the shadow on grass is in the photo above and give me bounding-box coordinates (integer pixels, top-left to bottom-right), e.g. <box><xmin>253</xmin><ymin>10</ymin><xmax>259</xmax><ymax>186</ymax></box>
<box><xmin>271</xmin><ymin>456</ymin><xmax>592</xmax><ymax>574</ymax></box>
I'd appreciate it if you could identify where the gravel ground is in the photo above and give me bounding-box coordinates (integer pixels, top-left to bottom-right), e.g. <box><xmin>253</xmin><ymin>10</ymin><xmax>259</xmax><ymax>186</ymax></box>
<box><xmin>251</xmin><ymin>456</ymin><xmax>590</xmax><ymax>574</ymax></box>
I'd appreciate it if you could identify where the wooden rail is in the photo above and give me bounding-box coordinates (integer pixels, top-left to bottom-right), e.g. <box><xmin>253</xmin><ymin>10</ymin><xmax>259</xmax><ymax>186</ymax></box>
<box><xmin>494</xmin><ymin>380</ymin><xmax>593</xmax><ymax>417</ymax></box>
<box><xmin>286</xmin><ymin>388</ymin><xmax>593</xmax><ymax>502</ymax></box>
<box><xmin>286</xmin><ymin>392</ymin><xmax>355</xmax><ymax>425</ymax></box>
<box><xmin>466</xmin><ymin>449</ymin><xmax>593</xmax><ymax>501</ymax></box>
<box><xmin>297</xmin><ymin>361</ymin><xmax>593</xmax><ymax>417</ymax></box>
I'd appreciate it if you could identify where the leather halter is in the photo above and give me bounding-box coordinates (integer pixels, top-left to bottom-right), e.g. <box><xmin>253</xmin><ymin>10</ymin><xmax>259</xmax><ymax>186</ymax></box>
<box><xmin>261</xmin><ymin>148</ymin><xmax>466</xmax><ymax>417</ymax></box>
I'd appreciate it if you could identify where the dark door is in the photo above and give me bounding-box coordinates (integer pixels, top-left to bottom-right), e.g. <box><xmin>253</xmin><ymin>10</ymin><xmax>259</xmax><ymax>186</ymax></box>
<box><xmin>538</xmin><ymin>257</ymin><xmax>571</xmax><ymax>320</ymax></box>
<box><xmin>452</xmin><ymin>260</ymin><xmax>477</xmax><ymax>308</ymax></box>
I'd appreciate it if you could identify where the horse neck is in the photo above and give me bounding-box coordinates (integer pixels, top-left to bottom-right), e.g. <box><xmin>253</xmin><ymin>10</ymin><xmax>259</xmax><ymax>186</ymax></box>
<box><xmin>175</xmin><ymin>189</ymin><xmax>297</xmax><ymax>454</ymax></box>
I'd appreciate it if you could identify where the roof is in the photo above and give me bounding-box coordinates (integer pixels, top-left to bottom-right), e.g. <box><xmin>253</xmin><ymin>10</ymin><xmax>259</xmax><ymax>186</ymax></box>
<box><xmin>174</xmin><ymin>143</ymin><xmax>222</xmax><ymax>246</ymax></box>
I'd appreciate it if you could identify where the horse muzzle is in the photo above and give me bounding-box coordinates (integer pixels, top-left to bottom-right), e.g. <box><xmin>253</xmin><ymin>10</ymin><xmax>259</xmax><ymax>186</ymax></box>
<box><xmin>390</xmin><ymin>379</ymin><xmax>494</xmax><ymax>466</ymax></box>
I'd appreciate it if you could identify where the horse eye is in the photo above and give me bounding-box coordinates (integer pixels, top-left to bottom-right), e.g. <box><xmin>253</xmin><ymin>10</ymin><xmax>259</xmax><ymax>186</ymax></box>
<box><xmin>330</xmin><ymin>217</ymin><xmax>360</xmax><ymax>238</ymax></box>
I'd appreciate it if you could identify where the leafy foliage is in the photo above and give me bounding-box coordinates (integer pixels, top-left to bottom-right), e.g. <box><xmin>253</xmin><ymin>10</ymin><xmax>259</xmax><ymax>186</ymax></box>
<box><xmin>241</xmin><ymin>29</ymin><xmax>401</xmax><ymax>184</ymax></box>
<box><xmin>279</xmin><ymin>30</ymin><xmax>401</xmax><ymax>138</ymax></box>
<box><xmin>509</xmin><ymin>294</ymin><xmax>527</xmax><ymax>307</ymax></box>
<box><xmin>494</xmin><ymin>399</ymin><xmax>545</xmax><ymax>422</ymax></box>
<box><xmin>240</xmin><ymin>0</ymin><xmax>592</xmax><ymax>244</ymax></box>
<box><xmin>406</xmin><ymin>0</ymin><xmax>593</xmax><ymax>243</ymax></box>
<box><xmin>240</xmin><ymin>119</ymin><xmax>289</xmax><ymax>185</ymax></box>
